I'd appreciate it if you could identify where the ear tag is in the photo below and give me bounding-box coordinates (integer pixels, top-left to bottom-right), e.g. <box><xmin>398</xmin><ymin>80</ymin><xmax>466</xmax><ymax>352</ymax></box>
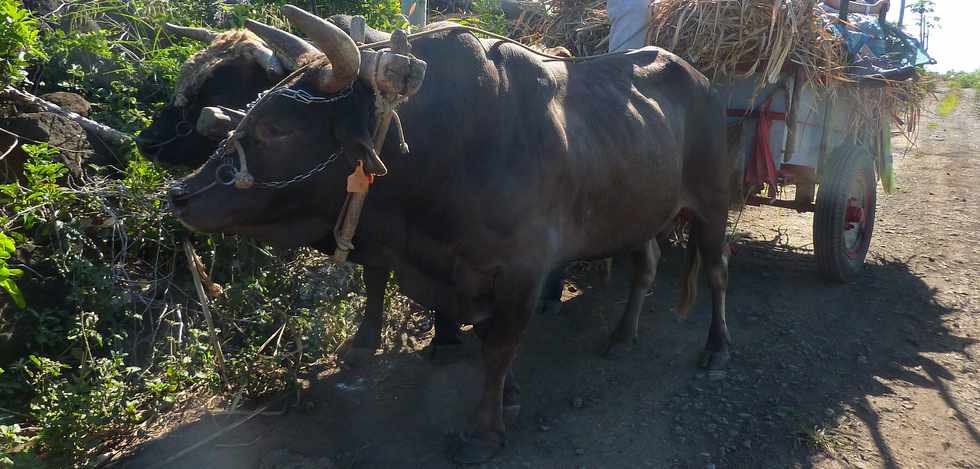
<box><xmin>346</xmin><ymin>161</ymin><xmax>374</xmax><ymax>193</ymax></box>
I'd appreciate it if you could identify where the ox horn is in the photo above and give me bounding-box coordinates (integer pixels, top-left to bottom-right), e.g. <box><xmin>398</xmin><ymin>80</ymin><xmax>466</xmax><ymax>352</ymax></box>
<box><xmin>282</xmin><ymin>4</ymin><xmax>360</xmax><ymax>92</ymax></box>
<box><xmin>163</xmin><ymin>23</ymin><xmax>216</xmax><ymax>43</ymax></box>
<box><xmin>244</xmin><ymin>19</ymin><xmax>319</xmax><ymax>71</ymax></box>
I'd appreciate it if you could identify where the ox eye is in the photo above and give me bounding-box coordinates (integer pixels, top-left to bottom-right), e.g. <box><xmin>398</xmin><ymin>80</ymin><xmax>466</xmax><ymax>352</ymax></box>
<box><xmin>256</xmin><ymin>121</ymin><xmax>293</xmax><ymax>140</ymax></box>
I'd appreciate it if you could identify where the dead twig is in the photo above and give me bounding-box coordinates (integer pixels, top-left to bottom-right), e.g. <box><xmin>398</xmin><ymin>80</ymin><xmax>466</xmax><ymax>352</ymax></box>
<box><xmin>183</xmin><ymin>240</ymin><xmax>230</xmax><ymax>390</ymax></box>
<box><xmin>0</xmin><ymin>134</ymin><xmax>18</xmax><ymax>161</ymax></box>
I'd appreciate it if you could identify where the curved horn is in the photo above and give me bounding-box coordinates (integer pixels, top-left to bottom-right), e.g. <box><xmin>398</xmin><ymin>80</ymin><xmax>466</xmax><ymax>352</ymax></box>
<box><xmin>244</xmin><ymin>19</ymin><xmax>319</xmax><ymax>71</ymax></box>
<box><xmin>282</xmin><ymin>4</ymin><xmax>360</xmax><ymax>91</ymax></box>
<box><xmin>163</xmin><ymin>23</ymin><xmax>216</xmax><ymax>43</ymax></box>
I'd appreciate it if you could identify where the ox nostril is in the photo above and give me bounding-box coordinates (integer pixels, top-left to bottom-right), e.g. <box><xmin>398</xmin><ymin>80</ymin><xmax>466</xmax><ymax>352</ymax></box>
<box><xmin>167</xmin><ymin>184</ymin><xmax>190</xmax><ymax>209</ymax></box>
<box><xmin>135</xmin><ymin>136</ymin><xmax>162</xmax><ymax>157</ymax></box>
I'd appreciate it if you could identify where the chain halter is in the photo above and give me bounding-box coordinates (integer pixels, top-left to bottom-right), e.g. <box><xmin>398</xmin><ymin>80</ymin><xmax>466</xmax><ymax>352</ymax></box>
<box><xmin>171</xmin><ymin>21</ymin><xmax>423</xmax><ymax>264</ymax></box>
<box><xmin>171</xmin><ymin>84</ymin><xmax>354</xmax><ymax>200</ymax></box>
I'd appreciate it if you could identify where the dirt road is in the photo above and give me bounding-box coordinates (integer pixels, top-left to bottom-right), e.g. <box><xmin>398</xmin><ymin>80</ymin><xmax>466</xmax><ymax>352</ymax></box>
<box><xmin>124</xmin><ymin>89</ymin><xmax>980</xmax><ymax>469</ymax></box>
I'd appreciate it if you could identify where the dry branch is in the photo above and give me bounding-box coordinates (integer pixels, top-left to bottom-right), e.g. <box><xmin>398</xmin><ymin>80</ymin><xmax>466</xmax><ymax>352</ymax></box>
<box><xmin>2</xmin><ymin>85</ymin><xmax>132</xmax><ymax>145</ymax></box>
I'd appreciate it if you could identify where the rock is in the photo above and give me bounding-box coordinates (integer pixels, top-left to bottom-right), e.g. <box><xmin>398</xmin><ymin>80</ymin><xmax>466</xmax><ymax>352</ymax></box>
<box><xmin>0</xmin><ymin>112</ymin><xmax>93</xmax><ymax>182</ymax></box>
<box><xmin>39</xmin><ymin>92</ymin><xmax>91</xmax><ymax>116</ymax></box>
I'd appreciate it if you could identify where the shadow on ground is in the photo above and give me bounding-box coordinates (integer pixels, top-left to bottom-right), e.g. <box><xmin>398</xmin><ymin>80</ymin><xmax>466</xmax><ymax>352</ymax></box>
<box><xmin>121</xmin><ymin>239</ymin><xmax>973</xmax><ymax>468</ymax></box>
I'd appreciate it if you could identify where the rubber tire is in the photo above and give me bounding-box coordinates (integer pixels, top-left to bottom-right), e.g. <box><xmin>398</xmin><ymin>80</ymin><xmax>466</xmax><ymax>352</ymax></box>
<box><xmin>814</xmin><ymin>144</ymin><xmax>877</xmax><ymax>283</ymax></box>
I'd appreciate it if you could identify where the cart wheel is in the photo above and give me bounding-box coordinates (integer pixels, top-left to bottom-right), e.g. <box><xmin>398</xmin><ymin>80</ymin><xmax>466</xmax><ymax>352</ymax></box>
<box><xmin>814</xmin><ymin>144</ymin><xmax>877</xmax><ymax>282</ymax></box>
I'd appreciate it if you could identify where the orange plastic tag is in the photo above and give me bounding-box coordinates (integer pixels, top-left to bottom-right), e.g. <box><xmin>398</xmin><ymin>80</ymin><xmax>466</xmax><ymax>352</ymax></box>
<box><xmin>346</xmin><ymin>161</ymin><xmax>374</xmax><ymax>193</ymax></box>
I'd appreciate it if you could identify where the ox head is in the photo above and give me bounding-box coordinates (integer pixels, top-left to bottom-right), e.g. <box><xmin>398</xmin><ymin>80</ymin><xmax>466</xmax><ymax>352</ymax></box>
<box><xmin>137</xmin><ymin>19</ymin><xmax>326</xmax><ymax>167</ymax></box>
<box><xmin>168</xmin><ymin>5</ymin><xmax>426</xmax><ymax>246</ymax></box>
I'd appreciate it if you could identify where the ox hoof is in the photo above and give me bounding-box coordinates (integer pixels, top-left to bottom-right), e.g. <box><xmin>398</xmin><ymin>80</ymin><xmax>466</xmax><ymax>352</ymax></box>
<box><xmin>340</xmin><ymin>346</ymin><xmax>376</xmax><ymax>368</ymax></box>
<box><xmin>450</xmin><ymin>431</ymin><xmax>506</xmax><ymax>465</ymax></box>
<box><xmin>698</xmin><ymin>350</ymin><xmax>730</xmax><ymax>379</ymax></box>
<box><xmin>603</xmin><ymin>339</ymin><xmax>636</xmax><ymax>360</ymax></box>
<box><xmin>538</xmin><ymin>299</ymin><xmax>562</xmax><ymax>316</ymax></box>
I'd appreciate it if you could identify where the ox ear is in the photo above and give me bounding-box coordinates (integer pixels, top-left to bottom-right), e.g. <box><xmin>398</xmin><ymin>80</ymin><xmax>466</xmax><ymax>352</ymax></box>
<box><xmin>196</xmin><ymin>107</ymin><xmax>243</xmax><ymax>139</ymax></box>
<box><xmin>348</xmin><ymin>140</ymin><xmax>388</xmax><ymax>176</ymax></box>
<box><xmin>338</xmin><ymin>130</ymin><xmax>387</xmax><ymax>176</ymax></box>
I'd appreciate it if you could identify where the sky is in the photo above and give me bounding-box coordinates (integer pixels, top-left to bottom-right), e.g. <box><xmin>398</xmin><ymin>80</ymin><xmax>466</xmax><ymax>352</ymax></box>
<box><xmin>885</xmin><ymin>0</ymin><xmax>978</xmax><ymax>72</ymax></box>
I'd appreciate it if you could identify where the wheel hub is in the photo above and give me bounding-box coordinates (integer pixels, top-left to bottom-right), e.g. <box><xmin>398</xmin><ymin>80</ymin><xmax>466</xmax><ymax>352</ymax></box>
<box><xmin>845</xmin><ymin>198</ymin><xmax>865</xmax><ymax>228</ymax></box>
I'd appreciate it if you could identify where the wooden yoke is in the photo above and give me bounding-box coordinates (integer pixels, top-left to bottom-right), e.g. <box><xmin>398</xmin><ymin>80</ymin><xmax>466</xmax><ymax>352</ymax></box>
<box><xmin>331</xmin><ymin>25</ymin><xmax>427</xmax><ymax>263</ymax></box>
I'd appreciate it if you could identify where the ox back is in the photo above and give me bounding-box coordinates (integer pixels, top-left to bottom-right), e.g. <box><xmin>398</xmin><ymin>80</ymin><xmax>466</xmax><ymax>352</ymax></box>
<box><xmin>359</xmin><ymin>30</ymin><xmax>729</xmax><ymax>323</ymax></box>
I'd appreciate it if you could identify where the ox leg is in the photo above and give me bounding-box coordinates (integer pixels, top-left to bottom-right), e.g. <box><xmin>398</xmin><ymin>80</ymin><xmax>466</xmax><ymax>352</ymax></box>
<box><xmin>695</xmin><ymin>218</ymin><xmax>732</xmax><ymax>378</ymax></box>
<box><xmin>605</xmin><ymin>240</ymin><xmax>660</xmax><ymax>359</ymax></box>
<box><xmin>341</xmin><ymin>266</ymin><xmax>388</xmax><ymax>367</ymax></box>
<box><xmin>453</xmin><ymin>270</ymin><xmax>540</xmax><ymax>464</ymax></box>
<box><xmin>472</xmin><ymin>319</ymin><xmax>520</xmax><ymax>421</ymax></box>
<box><xmin>428</xmin><ymin>310</ymin><xmax>463</xmax><ymax>363</ymax></box>
<box><xmin>431</xmin><ymin>311</ymin><xmax>462</xmax><ymax>347</ymax></box>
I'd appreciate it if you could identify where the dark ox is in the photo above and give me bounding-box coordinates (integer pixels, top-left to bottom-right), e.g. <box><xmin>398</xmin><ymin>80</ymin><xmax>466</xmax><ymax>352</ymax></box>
<box><xmin>169</xmin><ymin>5</ymin><xmax>732</xmax><ymax>463</ymax></box>
<box><xmin>138</xmin><ymin>17</ymin><xmax>462</xmax><ymax>365</ymax></box>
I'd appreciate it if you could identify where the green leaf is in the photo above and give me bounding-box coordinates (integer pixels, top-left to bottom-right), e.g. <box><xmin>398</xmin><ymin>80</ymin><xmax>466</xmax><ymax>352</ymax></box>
<box><xmin>0</xmin><ymin>278</ymin><xmax>25</xmax><ymax>308</ymax></box>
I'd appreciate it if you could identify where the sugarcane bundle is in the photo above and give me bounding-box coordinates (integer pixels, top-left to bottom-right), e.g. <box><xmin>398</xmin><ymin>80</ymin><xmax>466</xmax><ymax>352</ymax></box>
<box><xmin>647</xmin><ymin>0</ymin><xmax>847</xmax><ymax>86</ymax></box>
<box><xmin>511</xmin><ymin>0</ymin><xmax>611</xmax><ymax>57</ymax></box>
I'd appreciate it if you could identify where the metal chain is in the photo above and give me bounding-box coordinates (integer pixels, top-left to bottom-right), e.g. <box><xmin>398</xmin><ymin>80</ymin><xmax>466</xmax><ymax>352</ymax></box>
<box><xmin>200</xmin><ymin>84</ymin><xmax>355</xmax><ymax>191</ymax></box>
<box><xmin>253</xmin><ymin>148</ymin><xmax>344</xmax><ymax>189</ymax></box>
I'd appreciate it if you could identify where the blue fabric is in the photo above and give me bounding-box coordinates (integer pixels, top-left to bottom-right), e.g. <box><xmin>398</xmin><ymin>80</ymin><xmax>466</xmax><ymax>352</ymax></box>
<box><xmin>817</xmin><ymin>8</ymin><xmax>935</xmax><ymax>80</ymax></box>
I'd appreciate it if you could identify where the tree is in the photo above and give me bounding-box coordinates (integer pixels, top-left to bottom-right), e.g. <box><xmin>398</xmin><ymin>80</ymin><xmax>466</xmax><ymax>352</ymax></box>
<box><xmin>908</xmin><ymin>0</ymin><xmax>939</xmax><ymax>50</ymax></box>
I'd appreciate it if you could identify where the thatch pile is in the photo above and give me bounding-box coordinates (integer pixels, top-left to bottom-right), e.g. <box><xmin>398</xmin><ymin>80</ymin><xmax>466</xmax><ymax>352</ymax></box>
<box><xmin>646</xmin><ymin>0</ymin><xmax>846</xmax><ymax>86</ymax></box>
<box><xmin>511</xmin><ymin>0</ymin><xmax>611</xmax><ymax>57</ymax></box>
<box><xmin>645</xmin><ymin>0</ymin><xmax>925</xmax><ymax>139</ymax></box>
<box><xmin>510</xmin><ymin>0</ymin><xmax>925</xmax><ymax>140</ymax></box>
<box><xmin>512</xmin><ymin>0</ymin><xmax>847</xmax><ymax>86</ymax></box>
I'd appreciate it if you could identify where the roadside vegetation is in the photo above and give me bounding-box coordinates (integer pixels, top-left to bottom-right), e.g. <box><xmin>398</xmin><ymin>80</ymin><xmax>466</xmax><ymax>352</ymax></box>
<box><xmin>946</xmin><ymin>69</ymin><xmax>980</xmax><ymax>90</ymax></box>
<box><xmin>937</xmin><ymin>88</ymin><xmax>960</xmax><ymax>117</ymax></box>
<box><xmin>0</xmin><ymin>1</ymin><xmax>421</xmax><ymax>466</ymax></box>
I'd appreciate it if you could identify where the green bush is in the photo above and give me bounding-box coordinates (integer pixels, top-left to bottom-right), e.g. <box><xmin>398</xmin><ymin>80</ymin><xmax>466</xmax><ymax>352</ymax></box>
<box><xmin>0</xmin><ymin>231</ymin><xmax>24</xmax><ymax>309</ymax></box>
<box><xmin>0</xmin><ymin>0</ymin><xmax>43</xmax><ymax>84</ymax></box>
<box><xmin>0</xmin><ymin>144</ymin><xmax>371</xmax><ymax>465</ymax></box>
<box><xmin>946</xmin><ymin>69</ymin><xmax>980</xmax><ymax>89</ymax></box>
<box><xmin>0</xmin><ymin>1</ymin><xmax>426</xmax><ymax>465</ymax></box>
<box><xmin>457</xmin><ymin>0</ymin><xmax>510</xmax><ymax>36</ymax></box>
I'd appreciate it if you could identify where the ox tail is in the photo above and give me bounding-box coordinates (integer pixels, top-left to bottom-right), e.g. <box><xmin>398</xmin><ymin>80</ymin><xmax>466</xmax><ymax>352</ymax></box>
<box><xmin>677</xmin><ymin>223</ymin><xmax>701</xmax><ymax>318</ymax></box>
